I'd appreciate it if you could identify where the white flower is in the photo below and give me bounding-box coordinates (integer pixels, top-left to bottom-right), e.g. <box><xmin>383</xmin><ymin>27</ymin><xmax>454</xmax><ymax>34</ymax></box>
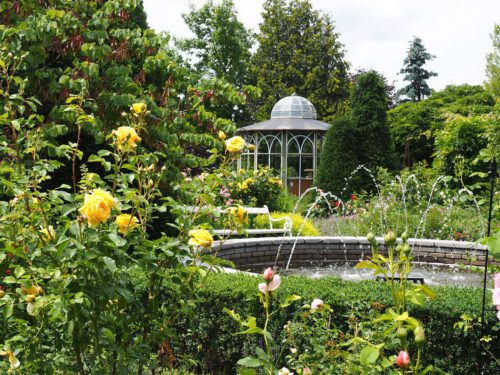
<box><xmin>278</xmin><ymin>367</ymin><xmax>293</xmax><ymax>375</ymax></box>
<box><xmin>310</xmin><ymin>298</ymin><xmax>324</xmax><ymax>313</ymax></box>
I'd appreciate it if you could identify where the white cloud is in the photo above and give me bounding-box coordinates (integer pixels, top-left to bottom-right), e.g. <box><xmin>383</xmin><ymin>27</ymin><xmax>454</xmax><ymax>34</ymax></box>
<box><xmin>143</xmin><ymin>0</ymin><xmax>500</xmax><ymax>90</ymax></box>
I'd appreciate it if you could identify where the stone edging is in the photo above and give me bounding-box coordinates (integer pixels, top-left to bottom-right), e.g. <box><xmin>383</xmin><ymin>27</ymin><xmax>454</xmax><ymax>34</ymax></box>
<box><xmin>213</xmin><ymin>236</ymin><xmax>491</xmax><ymax>270</ymax></box>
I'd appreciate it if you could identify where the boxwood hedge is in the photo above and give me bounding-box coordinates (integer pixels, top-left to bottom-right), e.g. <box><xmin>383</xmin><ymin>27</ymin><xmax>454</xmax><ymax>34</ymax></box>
<box><xmin>174</xmin><ymin>273</ymin><xmax>500</xmax><ymax>374</ymax></box>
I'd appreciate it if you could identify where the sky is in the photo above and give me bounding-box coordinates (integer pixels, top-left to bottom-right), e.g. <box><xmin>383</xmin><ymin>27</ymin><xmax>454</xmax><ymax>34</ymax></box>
<box><xmin>143</xmin><ymin>0</ymin><xmax>500</xmax><ymax>91</ymax></box>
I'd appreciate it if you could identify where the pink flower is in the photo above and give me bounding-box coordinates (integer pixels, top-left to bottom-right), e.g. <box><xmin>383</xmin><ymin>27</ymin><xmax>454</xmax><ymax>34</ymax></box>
<box><xmin>310</xmin><ymin>298</ymin><xmax>324</xmax><ymax>313</ymax></box>
<box><xmin>303</xmin><ymin>368</ymin><xmax>312</xmax><ymax>375</ymax></box>
<box><xmin>258</xmin><ymin>275</ymin><xmax>281</xmax><ymax>294</ymax></box>
<box><xmin>498</xmin><ymin>309</ymin><xmax>500</xmax><ymax>321</ymax></box>
<box><xmin>494</xmin><ymin>273</ymin><xmax>500</xmax><ymax>289</ymax></box>
<box><xmin>263</xmin><ymin>267</ymin><xmax>274</xmax><ymax>281</ymax></box>
<box><xmin>396</xmin><ymin>351</ymin><xmax>410</xmax><ymax>368</ymax></box>
<box><xmin>492</xmin><ymin>288</ymin><xmax>500</xmax><ymax>306</ymax></box>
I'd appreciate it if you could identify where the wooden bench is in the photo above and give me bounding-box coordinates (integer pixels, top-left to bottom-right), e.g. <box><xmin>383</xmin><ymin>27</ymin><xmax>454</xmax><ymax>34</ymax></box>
<box><xmin>184</xmin><ymin>205</ymin><xmax>292</xmax><ymax>237</ymax></box>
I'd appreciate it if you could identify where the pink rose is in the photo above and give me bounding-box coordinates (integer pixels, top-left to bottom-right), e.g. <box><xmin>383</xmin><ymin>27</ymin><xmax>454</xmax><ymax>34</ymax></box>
<box><xmin>396</xmin><ymin>351</ymin><xmax>410</xmax><ymax>368</ymax></box>
<box><xmin>310</xmin><ymin>298</ymin><xmax>324</xmax><ymax>313</ymax></box>
<box><xmin>494</xmin><ymin>273</ymin><xmax>500</xmax><ymax>289</ymax></box>
<box><xmin>258</xmin><ymin>275</ymin><xmax>281</xmax><ymax>294</ymax></box>
<box><xmin>492</xmin><ymin>288</ymin><xmax>500</xmax><ymax>306</ymax></box>
<box><xmin>263</xmin><ymin>267</ymin><xmax>274</xmax><ymax>281</ymax></box>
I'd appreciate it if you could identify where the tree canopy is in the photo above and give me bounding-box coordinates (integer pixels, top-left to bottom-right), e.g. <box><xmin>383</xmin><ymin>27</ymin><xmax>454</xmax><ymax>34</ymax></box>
<box><xmin>251</xmin><ymin>0</ymin><xmax>350</xmax><ymax>120</ymax></box>
<box><xmin>178</xmin><ymin>0</ymin><xmax>253</xmax><ymax>88</ymax></box>
<box><xmin>399</xmin><ymin>37</ymin><xmax>437</xmax><ymax>102</ymax></box>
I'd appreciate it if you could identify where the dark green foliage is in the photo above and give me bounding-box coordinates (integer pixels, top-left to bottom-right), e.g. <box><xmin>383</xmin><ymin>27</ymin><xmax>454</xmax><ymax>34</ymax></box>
<box><xmin>399</xmin><ymin>37</ymin><xmax>437</xmax><ymax>102</ymax></box>
<box><xmin>0</xmin><ymin>0</ymin><xmax>244</xmax><ymax>194</ymax></box>
<box><xmin>350</xmin><ymin>70</ymin><xmax>395</xmax><ymax>181</ymax></box>
<box><xmin>387</xmin><ymin>101</ymin><xmax>440</xmax><ymax>167</ymax></box>
<box><xmin>316</xmin><ymin>117</ymin><xmax>360</xmax><ymax>198</ymax></box>
<box><xmin>388</xmin><ymin>85</ymin><xmax>496</xmax><ymax>168</ymax></box>
<box><xmin>176</xmin><ymin>273</ymin><xmax>500</xmax><ymax>374</ymax></box>
<box><xmin>251</xmin><ymin>0</ymin><xmax>350</xmax><ymax>120</ymax></box>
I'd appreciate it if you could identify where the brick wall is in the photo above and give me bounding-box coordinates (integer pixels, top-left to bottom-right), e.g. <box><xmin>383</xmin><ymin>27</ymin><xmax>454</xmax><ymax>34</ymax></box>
<box><xmin>213</xmin><ymin>236</ymin><xmax>491</xmax><ymax>270</ymax></box>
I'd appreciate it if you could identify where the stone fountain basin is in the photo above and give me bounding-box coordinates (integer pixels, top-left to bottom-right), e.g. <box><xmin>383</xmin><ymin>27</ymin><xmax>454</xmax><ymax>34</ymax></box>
<box><xmin>213</xmin><ymin>236</ymin><xmax>493</xmax><ymax>287</ymax></box>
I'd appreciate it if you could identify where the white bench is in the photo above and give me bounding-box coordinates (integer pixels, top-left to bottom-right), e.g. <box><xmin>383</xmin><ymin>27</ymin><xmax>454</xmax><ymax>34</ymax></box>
<box><xmin>184</xmin><ymin>205</ymin><xmax>292</xmax><ymax>237</ymax></box>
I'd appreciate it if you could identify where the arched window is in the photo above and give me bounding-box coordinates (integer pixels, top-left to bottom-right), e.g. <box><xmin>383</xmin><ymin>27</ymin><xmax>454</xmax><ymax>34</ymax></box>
<box><xmin>286</xmin><ymin>133</ymin><xmax>314</xmax><ymax>195</ymax></box>
<box><xmin>256</xmin><ymin>133</ymin><xmax>282</xmax><ymax>172</ymax></box>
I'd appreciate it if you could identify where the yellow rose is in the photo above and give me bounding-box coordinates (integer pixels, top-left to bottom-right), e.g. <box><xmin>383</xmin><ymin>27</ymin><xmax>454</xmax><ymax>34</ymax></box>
<box><xmin>131</xmin><ymin>102</ymin><xmax>147</xmax><ymax>115</ymax></box>
<box><xmin>231</xmin><ymin>205</ymin><xmax>248</xmax><ymax>225</ymax></box>
<box><xmin>22</xmin><ymin>285</ymin><xmax>43</xmax><ymax>296</ymax></box>
<box><xmin>218</xmin><ymin>130</ymin><xmax>226</xmax><ymax>140</ymax></box>
<box><xmin>113</xmin><ymin>126</ymin><xmax>141</xmax><ymax>151</ymax></box>
<box><xmin>247</xmin><ymin>144</ymin><xmax>256</xmax><ymax>151</ymax></box>
<box><xmin>79</xmin><ymin>189</ymin><xmax>115</xmax><ymax>227</ymax></box>
<box><xmin>225</xmin><ymin>136</ymin><xmax>246</xmax><ymax>153</ymax></box>
<box><xmin>237</xmin><ymin>182</ymin><xmax>248</xmax><ymax>190</ymax></box>
<box><xmin>188</xmin><ymin>229</ymin><xmax>213</xmax><ymax>248</ymax></box>
<box><xmin>115</xmin><ymin>214</ymin><xmax>139</xmax><ymax>234</ymax></box>
<box><xmin>40</xmin><ymin>225</ymin><xmax>55</xmax><ymax>242</ymax></box>
<box><xmin>0</xmin><ymin>349</ymin><xmax>20</xmax><ymax>371</ymax></box>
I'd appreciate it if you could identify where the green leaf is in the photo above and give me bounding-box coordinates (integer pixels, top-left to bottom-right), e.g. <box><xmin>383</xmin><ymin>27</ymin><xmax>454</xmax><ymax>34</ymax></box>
<box><xmin>237</xmin><ymin>356</ymin><xmax>261</xmax><ymax>368</ymax></box>
<box><xmin>280</xmin><ymin>294</ymin><xmax>301</xmax><ymax>307</ymax></box>
<box><xmin>103</xmin><ymin>256</ymin><xmax>117</xmax><ymax>274</ymax></box>
<box><xmin>108</xmin><ymin>233</ymin><xmax>126</xmax><ymax>247</ymax></box>
<box><xmin>355</xmin><ymin>260</ymin><xmax>379</xmax><ymax>271</ymax></box>
<box><xmin>360</xmin><ymin>346</ymin><xmax>379</xmax><ymax>365</ymax></box>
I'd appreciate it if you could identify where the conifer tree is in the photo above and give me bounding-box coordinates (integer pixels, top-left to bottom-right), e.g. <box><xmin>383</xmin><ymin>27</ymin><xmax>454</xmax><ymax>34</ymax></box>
<box><xmin>251</xmin><ymin>0</ymin><xmax>350</xmax><ymax>120</ymax></box>
<box><xmin>316</xmin><ymin>117</ymin><xmax>359</xmax><ymax>198</ymax></box>
<box><xmin>351</xmin><ymin>70</ymin><xmax>395</xmax><ymax>175</ymax></box>
<box><xmin>399</xmin><ymin>37</ymin><xmax>437</xmax><ymax>102</ymax></box>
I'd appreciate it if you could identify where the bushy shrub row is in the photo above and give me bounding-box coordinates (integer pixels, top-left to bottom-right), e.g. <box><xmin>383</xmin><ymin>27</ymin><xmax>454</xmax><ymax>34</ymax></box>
<box><xmin>175</xmin><ymin>273</ymin><xmax>500</xmax><ymax>374</ymax></box>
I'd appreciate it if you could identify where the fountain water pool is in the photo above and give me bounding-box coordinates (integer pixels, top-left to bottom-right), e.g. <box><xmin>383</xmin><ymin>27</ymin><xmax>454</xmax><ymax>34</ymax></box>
<box><xmin>285</xmin><ymin>263</ymin><xmax>485</xmax><ymax>287</ymax></box>
<box><xmin>214</xmin><ymin>236</ymin><xmax>493</xmax><ymax>287</ymax></box>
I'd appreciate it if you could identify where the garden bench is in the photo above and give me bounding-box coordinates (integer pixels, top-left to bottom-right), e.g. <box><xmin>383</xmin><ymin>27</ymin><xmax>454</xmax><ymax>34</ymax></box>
<box><xmin>184</xmin><ymin>205</ymin><xmax>292</xmax><ymax>237</ymax></box>
<box><xmin>376</xmin><ymin>273</ymin><xmax>425</xmax><ymax>284</ymax></box>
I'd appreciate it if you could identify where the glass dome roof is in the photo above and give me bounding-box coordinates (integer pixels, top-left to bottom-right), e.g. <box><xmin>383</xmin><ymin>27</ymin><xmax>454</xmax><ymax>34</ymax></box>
<box><xmin>271</xmin><ymin>95</ymin><xmax>317</xmax><ymax>119</ymax></box>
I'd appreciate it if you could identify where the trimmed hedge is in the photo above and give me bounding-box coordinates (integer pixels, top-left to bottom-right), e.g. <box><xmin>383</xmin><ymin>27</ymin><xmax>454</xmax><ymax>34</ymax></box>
<box><xmin>176</xmin><ymin>273</ymin><xmax>500</xmax><ymax>374</ymax></box>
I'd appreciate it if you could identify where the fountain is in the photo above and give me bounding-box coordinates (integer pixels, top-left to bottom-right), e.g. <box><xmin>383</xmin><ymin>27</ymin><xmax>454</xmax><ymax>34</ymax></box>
<box><xmin>214</xmin><ymin>166</ymin><xmax>493</xmax><ymax>287</ymax></box>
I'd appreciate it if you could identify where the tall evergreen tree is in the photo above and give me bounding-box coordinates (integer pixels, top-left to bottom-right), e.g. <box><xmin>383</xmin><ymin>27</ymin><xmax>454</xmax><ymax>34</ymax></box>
<box><xmin>316</xmin><ymin>117</ymin><xmax>359</xmax><ymax>198</ymax></box>
<box><xmin>399</xmin><ymin>37</ymin><xmax>437</xmax><ymax>102</ymax></box>
<box><xmin>351</xmin><ymin>70</ymin><xmax>395</xmax><ymax>175</ymax></box>
<box><xmin>251</xmin><ymin>0</ymin><xmax>350</xmax><ymax>120</ymax></box>
<box><xmin>178</xmin><ymin>0</ymin><xmax>253</xmax><ymax>88</ymax></box>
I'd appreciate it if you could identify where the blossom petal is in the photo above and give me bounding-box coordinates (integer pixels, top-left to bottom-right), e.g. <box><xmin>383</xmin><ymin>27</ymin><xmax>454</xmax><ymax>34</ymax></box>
<box><xmin>267</xmin><ymin>274</ymin><xmax>281</xmax><ymax>291</ymax></box>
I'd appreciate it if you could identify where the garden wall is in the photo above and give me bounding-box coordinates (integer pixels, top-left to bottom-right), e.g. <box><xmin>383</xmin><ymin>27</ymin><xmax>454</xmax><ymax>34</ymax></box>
<box><xmin>214</xmin><ymin>236</ymin><xmax>492</xmax><ymax>269</ymax></box>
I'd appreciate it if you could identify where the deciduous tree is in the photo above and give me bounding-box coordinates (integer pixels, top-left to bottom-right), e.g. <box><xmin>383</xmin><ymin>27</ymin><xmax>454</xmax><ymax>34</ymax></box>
<box><xmin>251</xmin><ymin>0</ymin><xmax>350</xmax><ymax>120</ymax></box>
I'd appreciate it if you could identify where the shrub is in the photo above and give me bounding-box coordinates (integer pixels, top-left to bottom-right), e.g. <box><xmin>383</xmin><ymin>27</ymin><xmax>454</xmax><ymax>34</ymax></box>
<box><xmin>253</xmin><ymin>212</ymin><xmax>320</xmax><ymax>236</ymax></box>
<box><xmin>176</xmin><ymin>273</ymin><xmax>500</xmax><ymax>374</ymax></box>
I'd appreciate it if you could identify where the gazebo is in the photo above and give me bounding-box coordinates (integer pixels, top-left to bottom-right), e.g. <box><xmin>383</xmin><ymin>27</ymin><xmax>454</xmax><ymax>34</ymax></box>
<box><xmin>238</xmin><ymin>95</ymin><xmax>331</xmax><ymax>195</ymax></box>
